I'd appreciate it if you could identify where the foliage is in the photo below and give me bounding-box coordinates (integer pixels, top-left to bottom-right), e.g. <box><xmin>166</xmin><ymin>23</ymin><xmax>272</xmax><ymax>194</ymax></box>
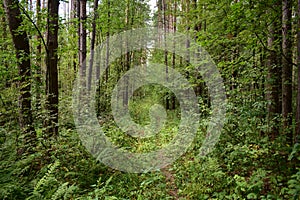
<box><xmin>1</xmin><ymin>0</ymin><xmax>300</xmax><ymax>199</ymax></box>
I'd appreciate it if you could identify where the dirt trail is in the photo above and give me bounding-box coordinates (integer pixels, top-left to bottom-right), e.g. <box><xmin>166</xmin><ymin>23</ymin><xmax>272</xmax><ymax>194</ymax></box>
<box><xmin>161</xmin><ymin>166</ymin><xmax>179</xmax><ymax>200</ymax></box>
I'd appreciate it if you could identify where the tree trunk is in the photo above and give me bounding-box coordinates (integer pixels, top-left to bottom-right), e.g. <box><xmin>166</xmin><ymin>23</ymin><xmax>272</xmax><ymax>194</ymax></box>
<box><xmin>105</xmin><ymin>0</ymin><xmax>110</xmax><ymax>83</ymax></box>
<box><xmin>282</xmin><ymin>0</ymin><xmax>293</xmax><ymax>144</ymax></box>
<box><xmin>71</xmin><ymin>0</ymin><xmax>77</xmax><ymax>72</ymax></box>
<box><xmin>124</xmin><ymin>0</ymin><xmax>129</xmax><ymax>106</ymax></box>
<box><xmin>296</xmin><ymin>0</ymin><xmax>300</xmax><ymax>143</ymax></box>
<box><xmin>45</xmin><ymin>0</ymin><xmax>59</xmax><ymax>136</ymax></box>
<box><xmin>87</xmin><ymin>0</ymin><xmax>98</xmax><ymax>91</ymax></box>
<box><xmin>171</xmin><ymin>0</ymin><xmax>177</xmax><ymax>110</ymax></box>
<box><xmin>79</xmin><ymin>0</ymin><xmax>87</xmax><ymax>80</ymax></box>
<box><xmin>77</xmin><ymin>0</ymin><xmax>80</xmax><ymax>71</ymax></box>
<box><xmin>185</xmin><ymin>0</ymin><xmax>190</xmax><ymax>65</ymax></box>
<box><xmin>35</xmin><ymin>0</ymin><xmax>42</xmax><ymax>110</ymax></box>
<box><xmin>3</xmin><ymin>0</ymin><xmax>36</xmax><ymax>153</ymax></box>
<box><xmin>163</xmin><ymin>0</ymin><xmax>170</xmax><ymax>110</ymax></box>
<box><xmin>157</xmin><ymin>0</ymin><xmax>163</xmax><ymax>43</ymax></box>
<box><xmin>266</xmin><ymin>12</ymin><xmax>281</xmax><ymax>139</ymax></box>
<box><xmin>1</xmin><ymin>5</ymin><xmax>9</xmax><ymax>88</ymax></box>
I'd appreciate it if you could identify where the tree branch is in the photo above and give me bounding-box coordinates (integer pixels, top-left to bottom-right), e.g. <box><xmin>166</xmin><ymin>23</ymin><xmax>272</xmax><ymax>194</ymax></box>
<box><xmin>17</xmin><ymin>1</ymin><xmax>48</xmax><ymax>53</ymax></box>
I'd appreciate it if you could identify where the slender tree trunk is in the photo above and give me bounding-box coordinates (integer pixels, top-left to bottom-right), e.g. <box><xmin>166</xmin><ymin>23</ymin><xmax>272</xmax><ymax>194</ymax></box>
<box><xmin>105</xmin><ymin>0</ymin><xmax>110</xmax><ymax>83</ymax></box>
<box><xmin>157</xmin><ymin>0</ymin><xmax>163</xmax><ymax>43</ymax></box>
<box><xmin>282</xmin><ymin>0</ymin><xmax>293</xmax><ymax>144</ymax></box>
<box><xmin>171</xmin><ymin>0</ymin><xmax>177</xmax><ymax>110</ymax></box>
<box><xmin>192</xmin><ymin>0</ymin><xmax>201</xmax><ymax>97</ymax></box>
<box><xmin>79</xmin><ymin>0</ymin><xmax>87</xmax><ymax>81</ymax></box>
<box><xmin>88</xmin><ymin>0</ymin><xmax>98</xmax><ymax>91</ymax></box>
<box><xmin>35</xmin><ymin>0</ymin><xmax>42</xmax><ymax>110</ymax></box>
<box><xmin>184</xmin><ymin>0</ymin><xmax>190</xmax><ymax>65</ymax></box>
<box><xmin>45</xmin><ymin>0</ymin><xmax>59</xmax><ymax>136</ymax></box>
<box><xmin>71</xmin><ymin>0</ymin><xmax>75</xmax><ymax>19</ymax></box>
<box><xmin>1</xmin><ymin>6</ymin><xmax>9</xmax><ymax>88</ymax></box>
<box><xmin>71</xmin><ymin>0</ymin><xmax>77</xmax><ymax>72</ymax></box>
<box><xmin>3</xmin><ymin>0</ymin><xmax>36</xmax><ymax>153</ymax></box>
<box><xmin>123</xmin><ymin>0</ymin><xmax>130</xmax><ymax>106</ymax></box>
<box><xmin>163</xmin><ymin>0</ymin><xmax>170</xmax><ymax>109</ymax></box>
<box><xmin>296</xmin><ymin>0</ymin><xmax>300</xmax><ymax>142</ymax></box>
<box><xmin>77</xmin><ymin>0</ymin><xmax>80</xmax><ymax>71</ymax></box>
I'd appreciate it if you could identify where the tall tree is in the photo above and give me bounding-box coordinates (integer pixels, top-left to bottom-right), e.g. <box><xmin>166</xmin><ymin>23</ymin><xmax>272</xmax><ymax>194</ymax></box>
<box><xmin>79</xmin><ymin>0</ymin><xmax>87</xmax><ymax>80</ymax></box>
<box><xmin>157</xmin><ymin>0</ymin><xmax>163</xmax><ymax>43</ymax></box>
<box><xmin>77</xmin><ymin>0</ymin><xmax>80</xmax><ymax>71</ymax></box>
<box><xmin>282</xmin><ymin>0</ymin><xmax>293</xmax><ymax>143</ymax></box>
<box><xmin>266</xmin><ymin>2</ymin><xmax>281</xmax><ymax>139</ymax></box>
<box><xmin>71</xmin><ymin>0</ymin><xmax>77</xmax><ymax>72</ymax></box>
<box><xmin>124</xmin><ymin>0</ymin><xmax>129</xmax><ymax>106</ymax></box>
<box><xmin>3</xmin><ymin>0</ymin><xmax>36</xmax><ymax>152</ymax></box>
<box><xmin>45</xmin><ymin>0</ymin><xmax>59</xmax><ymax>136</ymax></box>
<box><xmin>1</xmin><ymin>3</ymin><xmax>9</xmax><ymax>88</ymax></box>
<box><xmin>296</xmin><ymin>0</ymin><xmax>300</xmax><ymax>142</ymax></box>
<box><xmin>35</xmin><ymin>0</ymin><xmax>42</xmax><ymax>109</ymax></box>
<box><xmin>163</xmin><ymin>0</ymin><xmax>170</xmax><ymax>109</ymax></box>
<box><xmin>105</xmin><ymin>0</ymin><xmax>110</xmax><ymax>83</ymax></box>
<box><xmin>171</xmin><ymin>0</ymin><xmax>177</xmax><ymax>109</ymax></box>
<box><xmin>88</xmin><ymin>0</ymin><xmax>99</xmax><ymax>91</ymax></box>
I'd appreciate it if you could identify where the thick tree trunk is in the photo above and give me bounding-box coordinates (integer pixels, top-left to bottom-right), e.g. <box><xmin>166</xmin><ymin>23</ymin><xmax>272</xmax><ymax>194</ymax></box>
<box><xmin>282</xmin><ymin>0</ymin><xmax>293</xmax><ymax>144</ymax></box>
<box><xmin>45</xmin><ymin>0</ymin><xmax>59</xmax><ymax>136</ymax></box>
<box><xmin>3</xmin><ymin>0</ymin><xmax>36</xmax><ymax>152</ymax></box>
<box><xmin>267</xmin><ymin>19</ymin><xmax>281</xmax><ymax>139</ymax></box>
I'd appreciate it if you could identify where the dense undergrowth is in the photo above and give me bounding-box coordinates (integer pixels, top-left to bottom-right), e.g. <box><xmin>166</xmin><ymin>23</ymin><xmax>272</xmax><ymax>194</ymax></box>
<box><xmin>1</xmin><ymin>87</ymin><xmax>300</xmax><ymax>200</ymax></box>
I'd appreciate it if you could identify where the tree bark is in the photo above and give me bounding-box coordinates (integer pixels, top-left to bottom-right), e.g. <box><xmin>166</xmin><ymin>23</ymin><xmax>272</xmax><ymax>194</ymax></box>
<box><xmin>171</xmin><ymin>0</ymin><xmax>177</xmax><ymax>110</ymax></box>
<box><xmin>282</xmin><ymin>0</ymin><xmax>293</xmax><ymax>144</ymax></box>
<box><xmin>45</xmin><ymin>0</ymin><xmax>59</xmax><ymax>136</ymax></box>
<box><xmin>35</xmin><ymin>0</ymin><xmax>42</xmax><ymax>110</ymax></box>
<box><xmin>71</xmin><ymin>0</ymin><xmax>77</xmax><ymax>72</ymax></box>
<box><xmin>266</xmin><ymin>11</ymin><xmax>281</xmax><ymax>139</ymax></box>
<box><xmin>296</xmin><ymin>0</ymin><xmax>300</xmax><ymax>143</ymax></box>
<box><xmin>87</xmin><ymin>0</ymin><xmax>99</xmax><ymax>91</ymax></box>
<box><xmin>105</xmin><ymin>0</ymin><xmax>111</xmax><ymax>83</ymax></box>
<box><xmin>157</xmin><ymin>0</ymin><xmax>163</xmax><ymax>43</ymax></box>
<box><xmin>79</xmin><ymin>0</ymin><xmax>87</xmax><ymax>81</ymax></box>
<box><xmin>3</xmin><ymin>0</ymin><xmax>36</xmax><ymax>152</ymax></box>
<box><xmin>77</xmin><ymin>0</ymin><xmax>80</xmax><ymax>71</ymax></box>
<box><xmin>162</xmin><ymin>0</ymin><xmax>170</xmax><ymax>109</ymax></box>
<box><xmin>1</xmin><ymin>5</ymin><xmax>9</xmax><ymax>88</ymax></box>
<box><xmin>124</xmin><ymin>0</ymin><xmax>129</xmax><ymax>106</ymax></box>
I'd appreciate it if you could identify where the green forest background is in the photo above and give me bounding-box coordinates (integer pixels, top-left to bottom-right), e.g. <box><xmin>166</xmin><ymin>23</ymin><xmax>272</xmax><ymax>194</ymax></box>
<box><xmin>0</xmin><ymin>0</ymin><xmax>300</xmax><ymax>199</ymax></box>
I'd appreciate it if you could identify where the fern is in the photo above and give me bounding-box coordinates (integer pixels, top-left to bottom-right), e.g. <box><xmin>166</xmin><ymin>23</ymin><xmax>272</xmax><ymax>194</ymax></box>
<box><xmin>34</xmin><ymin>160</ymin><xmax>60</xmax><ymax>193</ymax></box>
<box><xmin>288</xmin><ymin>169</ymin><xmax>300</xmax><ymax>200</ymax></box>
<box><xmin>51</xmin><ymin>182</ymin><xmax>77</xmax><ymax>200</ymax></box>
<box><xmin>26</xmin><ymin>160</ymin><xmax>60</xmax><ymax>200</ymax></box>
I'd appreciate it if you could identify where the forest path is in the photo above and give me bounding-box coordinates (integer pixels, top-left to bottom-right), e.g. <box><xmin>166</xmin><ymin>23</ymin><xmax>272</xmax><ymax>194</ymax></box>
<box><xmin>161</xmin><ymin>166</ymin><xmax>180</xmax><ymax>200</ymax></box>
